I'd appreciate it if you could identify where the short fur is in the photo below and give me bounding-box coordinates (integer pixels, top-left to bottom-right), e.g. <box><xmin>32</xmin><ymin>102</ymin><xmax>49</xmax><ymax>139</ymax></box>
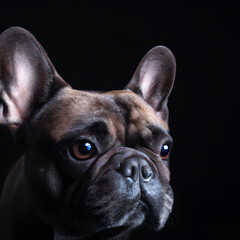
<box><xmin>0</xmin><ymin>27</ymin><xmax>176</xmax><ymax>240</ymax></box>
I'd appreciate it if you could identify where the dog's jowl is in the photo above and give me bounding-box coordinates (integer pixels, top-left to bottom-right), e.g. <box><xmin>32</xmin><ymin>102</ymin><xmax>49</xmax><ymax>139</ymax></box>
<box><xmin>0</xmin><ymin>27</ymin><xmax>176</xmax><ymax>240</ymax></box>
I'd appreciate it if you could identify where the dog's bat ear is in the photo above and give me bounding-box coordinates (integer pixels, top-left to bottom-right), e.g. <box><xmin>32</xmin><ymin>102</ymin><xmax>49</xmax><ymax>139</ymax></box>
<box><xmin>125</xmin><ymin>46</ymin><xmax>176</xmax><ymax>122</ymax></box>
<box><xmin>0</xmin><ymin>27</ymin><xmax>69</xmax><ymax>128</ymax></box>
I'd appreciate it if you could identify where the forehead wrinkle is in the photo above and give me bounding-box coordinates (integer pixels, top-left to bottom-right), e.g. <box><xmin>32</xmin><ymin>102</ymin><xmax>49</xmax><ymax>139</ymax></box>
<box><xmin>107</xmin><ymin>90</ymin><xmax>169</xmax><ymax>131</ymax></box>
<box><xmin>39</xmin><ymin>88</ymin><xmax>122</xmax><ymax>142</ymax></box>
<box><xmin>37</xmin><ymin>88</ymin><xmax>168</xmax><ymax>144</ymax></box>
<box><xmin>57</xmin><ymin>118</ymin><xmax>114</xmax><ymax>146</ymax></box>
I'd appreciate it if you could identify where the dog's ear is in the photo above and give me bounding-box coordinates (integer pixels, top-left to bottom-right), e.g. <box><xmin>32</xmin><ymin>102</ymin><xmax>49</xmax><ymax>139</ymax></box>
<box><xmin>125</xmin><ymin>46</ymin><xmax>176</xmax><ymax>122</ymax></box>
<box><xmin>0</xmin><ymin>27</ymin><xmax>69</xmax><ymax>129</ymax></box>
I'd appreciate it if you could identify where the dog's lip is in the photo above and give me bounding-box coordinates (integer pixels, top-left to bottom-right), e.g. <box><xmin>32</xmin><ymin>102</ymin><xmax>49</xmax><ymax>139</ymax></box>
<box><xmin>138</xmin><ymin>198</ymin><xmax>151</xmax><ymax>215</ymax></box>
<box><xmin>90</xmin><ymin>201</ymin><xmax>148</xmax><ymax>237</ymax></box>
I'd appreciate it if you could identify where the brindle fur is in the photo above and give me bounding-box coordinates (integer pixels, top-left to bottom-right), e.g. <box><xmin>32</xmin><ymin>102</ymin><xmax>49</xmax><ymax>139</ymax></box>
<box><xmin>0</xmin><ymin>27</ymin><xmax>176</xmax><ymax>240</ymax></box>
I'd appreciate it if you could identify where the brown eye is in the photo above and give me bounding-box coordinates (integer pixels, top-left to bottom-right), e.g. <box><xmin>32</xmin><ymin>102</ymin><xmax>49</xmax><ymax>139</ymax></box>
<box><xmin>160</xmin><ymin>144</ymin><xmax>170</xmax><ymax>160</ymax></box>
<box><xmin>71</xmin><ymin>140</ymin><xmax>95</xmax><ymax>160</ymax></box>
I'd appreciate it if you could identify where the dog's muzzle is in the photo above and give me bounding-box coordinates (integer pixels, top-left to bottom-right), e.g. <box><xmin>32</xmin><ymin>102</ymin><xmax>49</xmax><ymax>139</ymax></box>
<box><xmin>65</xmin><ymin>147</ymin><xmax>173</xmax><ymax>237</ymax></box>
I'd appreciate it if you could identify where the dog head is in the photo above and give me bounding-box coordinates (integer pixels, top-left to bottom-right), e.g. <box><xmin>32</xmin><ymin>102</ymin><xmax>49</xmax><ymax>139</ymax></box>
<box><xmin>0</xmin><ymin>27</ymin><xmax>176</xmax><ymax>239</ymax></box>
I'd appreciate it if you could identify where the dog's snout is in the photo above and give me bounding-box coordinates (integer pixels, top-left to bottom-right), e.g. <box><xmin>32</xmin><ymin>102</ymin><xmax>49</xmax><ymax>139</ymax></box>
<box><xmin>119</xmin><ymin>158</ymin><xmax>153</xmax><ymax>182</ymax></box>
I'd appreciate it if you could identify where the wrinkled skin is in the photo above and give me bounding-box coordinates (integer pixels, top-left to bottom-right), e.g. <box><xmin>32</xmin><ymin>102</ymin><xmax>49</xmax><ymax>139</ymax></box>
<box><xmin>0</xmin><ymin>27</ymin><xmax>176</xmax><ymax>240</ymax></box>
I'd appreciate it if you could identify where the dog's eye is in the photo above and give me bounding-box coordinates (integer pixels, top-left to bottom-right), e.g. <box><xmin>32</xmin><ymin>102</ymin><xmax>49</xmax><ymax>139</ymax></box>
<box><xmin>70</xmin><ymin>140</ymin><xmax>96</xmax><ymax>160</ymax></box>
<box><xmin>160</xmin><ymin>144</ymin><xmax>170</xmax><ymax>160</ymax></box>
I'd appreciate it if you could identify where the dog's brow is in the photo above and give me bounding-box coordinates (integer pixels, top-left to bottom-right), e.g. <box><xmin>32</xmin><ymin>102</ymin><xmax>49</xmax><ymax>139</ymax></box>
<box><xmin>147</xmin><ymin>124</ymin><xmax>173</xmax><ymax>145</ymax></box>
<box><xmin>57</xmin><ymin>120</ymin><xmax>110</xmax><ymax>144</ymax></box>
<box><xmin>148</xmin><ymin>125</ymin><xmax>163</xmax><ymax>137</ymax></box>
<box><xmin>87</xmin><ymin>120</ymin><xmax>110</xmax><ymax>138</ymax></box>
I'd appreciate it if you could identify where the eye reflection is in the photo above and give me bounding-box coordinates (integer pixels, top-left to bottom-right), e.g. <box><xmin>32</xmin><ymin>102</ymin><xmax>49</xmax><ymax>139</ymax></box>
<box><xmin>160</xmin><ymin>144</ymin><xmax>170</xmax><ymax>159</ymax></box>
<box><xmin>70</xmin><ymin>140</ymin><xmax>95</xmax><ymax>160</ymax></box>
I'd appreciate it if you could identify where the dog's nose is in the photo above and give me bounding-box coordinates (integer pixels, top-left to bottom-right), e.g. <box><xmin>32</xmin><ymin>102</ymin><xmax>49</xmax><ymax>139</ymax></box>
<box><xmin>119</xmin><ymin>158</ymin><xmax>153</xmax><ymax>182</ymax></box>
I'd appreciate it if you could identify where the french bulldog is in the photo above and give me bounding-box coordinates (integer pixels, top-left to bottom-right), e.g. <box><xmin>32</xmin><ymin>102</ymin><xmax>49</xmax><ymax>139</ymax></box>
<box><xmin>0</xmin><ymin>27</ymin><xmax>176</xmax><ymax>240</ymax></box>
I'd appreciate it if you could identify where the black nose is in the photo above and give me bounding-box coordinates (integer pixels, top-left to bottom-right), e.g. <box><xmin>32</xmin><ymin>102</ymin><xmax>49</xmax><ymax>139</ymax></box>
<box><xmin>119</xmin><ymin>158</ymin><xmax>153</xmax><ymax>182</ymax></box>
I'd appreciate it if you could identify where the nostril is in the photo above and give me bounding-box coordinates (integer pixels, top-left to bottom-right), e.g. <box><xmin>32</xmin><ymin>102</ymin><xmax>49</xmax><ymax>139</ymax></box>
<box><xmin>122</xmin><ymin>163</ymin><xmax>133</xmax><ymax>177</ymax></box>
<box><xmin>120</xmin><ymin>162</ymin><xmax>138</xmax><ymax>182</ymax></box>
<box><xmin>118</xmin><ymin>158</ymin><xmax>153</xmax><ymax>182</ymax></box>
<box><xmin>141</xmin><ymin>165</ymin><xmax>153</xmax><ymax>181</ymax></box>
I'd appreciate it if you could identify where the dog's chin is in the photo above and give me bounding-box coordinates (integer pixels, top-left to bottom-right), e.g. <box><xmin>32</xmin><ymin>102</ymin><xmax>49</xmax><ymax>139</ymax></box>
<box><xmin>54</xmin><ymin>199</ymin><xmax>171</xmax><ymax>240</ymax></box>
<box><xmin>55</xmin><ymin>201</ymin><xmax>146</xmax><ymax>240</ymax></box>
<box><xmin>54</xmin><ymin>197</ymin><xmax>148</xmax><ymax>239</ymax></box>
<box><xmin>57</xmin><ymin>197</ymin><xmax>171</xmax><ymax>240</ymax></box>
<box><xmin>77</xmin><ymin>195</ymin><xmax>173</xmax><ymax>238</ymax></box>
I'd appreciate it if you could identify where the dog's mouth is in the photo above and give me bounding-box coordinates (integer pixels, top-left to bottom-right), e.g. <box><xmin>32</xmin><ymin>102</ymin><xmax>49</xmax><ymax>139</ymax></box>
<box><xmin>55</xmin><ymin>200</ymin><xmax>148</xmax><ymax>240</ymax></box>
<box><xmin>55</xmin><ymin>195</ymin><xmax>173</xmax><ymax>240</ymax></box>
<box><xmin>65</xmin><ymin>185</ymin><xmax>173</xmax><ymax>237</ymax></box>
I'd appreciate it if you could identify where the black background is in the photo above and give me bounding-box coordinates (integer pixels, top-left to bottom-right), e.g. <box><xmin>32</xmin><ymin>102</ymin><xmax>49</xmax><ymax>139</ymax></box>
<box><xmin>0</xmin><ymin>1</ymin><xmax>239</xmax><ymax>239</ymax></box>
